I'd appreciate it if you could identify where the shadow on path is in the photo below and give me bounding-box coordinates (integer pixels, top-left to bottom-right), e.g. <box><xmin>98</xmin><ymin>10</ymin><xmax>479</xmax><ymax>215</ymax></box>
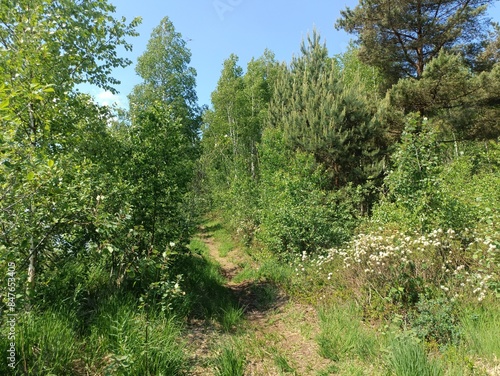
<box><xmin>198</xmin><ymin>224</ymin><xmax>288</xmax><ymax>319</ymax></box>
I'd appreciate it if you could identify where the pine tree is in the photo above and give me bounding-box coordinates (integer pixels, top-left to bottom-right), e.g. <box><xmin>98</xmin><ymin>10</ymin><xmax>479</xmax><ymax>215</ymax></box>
<box><xmin>269</xmin><ymin>32</ymin><xmax>386</xmax><ymax>188</ymax></box>
<box><xmin>336</xmin><ymin>0</ymin><xmax>496</xmax><ymax>84</ymax></box>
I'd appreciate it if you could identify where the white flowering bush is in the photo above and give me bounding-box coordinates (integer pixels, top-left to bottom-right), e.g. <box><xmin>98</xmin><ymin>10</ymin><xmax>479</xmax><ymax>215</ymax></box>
<box><xmin>304</xmin><ymin>227</ymin><xmax>499</xmax><ymax>308</ymax></box>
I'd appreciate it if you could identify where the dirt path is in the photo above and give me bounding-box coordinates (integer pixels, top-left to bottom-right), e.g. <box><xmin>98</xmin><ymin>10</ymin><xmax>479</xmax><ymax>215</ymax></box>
<box><xmin>186</xmin><ymin>226</ymin><xmax>331</xmax><ymax>375</ymax></box>
<box><xmin>199</xmin><ymin>226</ymin><xmax>288</xmax><ymax>318</ymax></box>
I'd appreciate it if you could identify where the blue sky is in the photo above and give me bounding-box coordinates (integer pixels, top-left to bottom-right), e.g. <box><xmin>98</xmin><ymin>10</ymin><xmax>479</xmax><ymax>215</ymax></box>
<box><xmin>85</xmin><ymin>0</ymin><xmax>500</xmax><ymax>110</ymax></box>
<box><xmin>85</xmin><ymin>0</ymin><xmax>358</xmax><ymax>108</ymax></box>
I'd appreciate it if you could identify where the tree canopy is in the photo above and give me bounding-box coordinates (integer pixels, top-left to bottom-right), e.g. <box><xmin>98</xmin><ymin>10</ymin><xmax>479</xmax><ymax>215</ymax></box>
<box><xmin>129</xmin><ymin>16</ymin><xmax>201</xmax><ymax>144</ymax></box>
<box><xmin>269</xmin><ymin>32</ymin><xmax>386</xmax><ymax>188</ymax></box>
<box><xmin>336</xmin><ymin>0</ymin><xmax>496</xmax><ymax>83</ymax></box>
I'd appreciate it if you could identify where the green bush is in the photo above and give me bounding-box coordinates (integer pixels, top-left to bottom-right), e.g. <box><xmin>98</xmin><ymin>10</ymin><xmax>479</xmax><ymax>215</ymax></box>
<box><xmin>311</xmin><ymin>224</ymin><xmax>498</xmax><ymax>317</ymax></box>
<box><xmin>257</xmin><ymin>142</ymin><xmax>359</xmax><ymax>256</ymax></box>
<box><xmin>373</xmin><ymin>115</ymin><xmax>500</xmax><ymax>235</ymax></box>
<box><xmin>410</xmin><ymin>296</ymin><xmax>460</xmax><ymax>346</ymax></box>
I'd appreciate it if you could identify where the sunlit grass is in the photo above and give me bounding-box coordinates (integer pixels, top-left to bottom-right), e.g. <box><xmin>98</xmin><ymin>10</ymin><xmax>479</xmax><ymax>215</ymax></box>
<box><xmin>13</xmin><ymin>309</ymin><xmax>78</xmax><ymax>375</ymax></box>
<box><xmin>213</xmin><ymin>344</ymin><xmax>246</xmax><ymax>376</ymax></box>
<box><xmin>273</xmin><ymin>352</ymin><xmax>297</xmax><ymax>374</ymax></box>
<box><xmin>213</xmin><ymin>229</ymin><xmax>235</xmax><ymax>257</ymax></box>
<box><xmin>188</xmin><ymin>237</ymin><xmax>210</xmax><ymax>255</ymax></box>
<box><xmin>22</xmin><ymin>215</ymin><xmax>500</xmax><ymax>376</ymax></box>
<box><xmin>317</xmin><ymin>303</ymin><xmax>378</xmax><ymax>362</ymax></box>
<box><xmin>85</xmin><ymin>296</ymin><xmax>187</xmax><ymax>375</ymax></box>
<box><xmin>0</xmin><ymin>294</ymin><xmax>189</xmax><ymax>376</ymax></box>
<box><xmin>460</xmin><ymin>301</ymin><xmax>500</xmax><ymax>362</ymax></box>
<box><xmin>220</xmin><ymin>305</ymin><xmax>245</xmax><ymax>332</ymax></box>
<box><xmin>387</xmin><ymin>334</ymin><xmax>443</xmax><ymax>376</ymax></box>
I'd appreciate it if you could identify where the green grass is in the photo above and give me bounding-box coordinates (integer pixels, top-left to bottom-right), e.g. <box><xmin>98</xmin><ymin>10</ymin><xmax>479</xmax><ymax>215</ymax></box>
<box><xmin>233</xmin><ymin>249</ymin><xmax>293</xmax><ymax>287</ymax></box>
<box><xmin>387</xmin><ymin>335</ymin><xmax>443</xmax><ymax>376</ymax></box>
<box><xmin>232</xmin><ymin>263</ymin><xmax>259</xmax><ymax>283</ymax></box>
<box><xmin>170</xmin><ymin>251</ymin><xmax>230</xmax><ymax>319</ymax></box>
<box><xmin>15</xmin><ymin>215</ymin><xmax>497</xmax><ymax>376</ymax></box>
<box><xmin>249</xmin><ymin>282</ymin><xmax>281</xmax><ymax>310</ymax></box>
<box><xmin>316</xmin><ymin>363</ymin><xmax>340</xmax><ymax>376</ymax></box>
<box><xmin>86</xmin><ymin>296</ymin><xmax>187</xmax><ymax>375</ymax></box>
<box><xmin>317</xmin><ymin>304</ymin><xmax>378</xmax><ymax>362</ymax></box>
<box><xmin>460</xmin><ymin>302</ymin><xmax>500</xmax><ymax>361</ymax></box>
<box><xmin>213</xmin><ymin>345</ymin><xmax>246</xmax><ymax>376</ymax></box>
<box><xmin>0</xmin><ymin>294</ymin><xmax>188</xmax><ymax>376</ymax></box>
<box><xmin>273</xmin><ymin>352</ymin><xmax>297</xmax><ymax>374</ymax></box>
<box><xmin>188</xmin><ymin>237</ymin><xmax>210</xmax><ymax>255</ymax></box>
<box><xmin>219</xmin><ymin>240</ymin><xmax>235</xmax><ymax>257</ymax></box>
<box><xmin>200</xmin><ymin>217</ymin><xmax>236</xmax><ymax>257</ymax></box>
<box><xmin>213</xmin><ymin>228</ymin><xmax>236</xmax><ymax>257</ymax></box>
<box><xmin>12</xmin><ymin>309</ymin><xmax>78</xmax><ymax>375</ymax></box>
<box><xmin>220</xmin><ymin>305</ymin><xmax>245</xmax><ymax>332</ymax></box>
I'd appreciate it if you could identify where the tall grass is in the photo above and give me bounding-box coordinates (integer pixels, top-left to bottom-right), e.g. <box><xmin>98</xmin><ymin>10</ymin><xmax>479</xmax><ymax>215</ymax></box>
<box><xmin>0</xmin><ymin>294</ymin><xmax>188</xmax><ymax>376</ymax></box>
<box><xmin>387</xmin><ymin>335</ymin><xmax>443</xmax><ymax>376</ymax></box>
<box><xmin>11</xmin><ymin>309</ymin><xmax>78</xmax><ymax>375</ymax></box>
<box><xmin>87</xmin><ymin>296</ymin><xmax>187</xmax><ymax>375</ymax></box>
<box><xmin>213</xmin><ymin>345</ymin><xmax>246</xmax><ymax>376</ymax></box>
<box><xmin>317</xmin><ymin>304</ymin><xmax>378</xmax><ymax>362</ymax></box>
<box><xmin>220</xmin><ymin>305</ymin><xmax>244</xmax><ymax>332</ymax></box>
<box><xmin>460</xmin><ymin>302</ymin><xmax>500</xmax><ymax>360</ymax></box>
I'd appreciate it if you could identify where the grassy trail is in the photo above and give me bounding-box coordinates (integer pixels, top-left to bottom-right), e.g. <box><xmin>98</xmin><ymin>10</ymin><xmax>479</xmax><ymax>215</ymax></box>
<box><xmin>186</xmin><ymin>220</ymin><xmax>330</xmax><ymax>376</ymax></box>
<box><xmin>183</xmin><ymin>220</ymin><xmax>500</xmax><ymax>375</ymax></box>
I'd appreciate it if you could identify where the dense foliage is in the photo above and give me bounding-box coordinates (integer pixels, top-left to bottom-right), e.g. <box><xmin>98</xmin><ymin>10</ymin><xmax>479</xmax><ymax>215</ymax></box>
<box><xmin>1</xmin><ymin>0</ymin><xmax>499</xmax><ymax>374</ymax></box>
<box><xmin>336</xmin><ymin>0</ymin><xmax>496</xmax><ymax>83</ymax></box>
<box><xmin>200</xmin><ymin>0</ymin><xmax>500</xmax><ymax>320</ymax></box>
<box><xmin>0</xmin><ymin>3</ymin><xmax>199</xmax><ymax>374</ymax></box>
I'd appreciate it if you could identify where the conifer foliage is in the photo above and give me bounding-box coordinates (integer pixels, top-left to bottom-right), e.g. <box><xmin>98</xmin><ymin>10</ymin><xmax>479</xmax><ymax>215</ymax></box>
<box><xmin>336</xmin><ymin>0</ymin><xmax>496</xmax><ymax>83</ymax></box>
<box><xmin>270</xmin><ymin>32</ymin><xmax>386</xmax><ymax>188</ymax></box>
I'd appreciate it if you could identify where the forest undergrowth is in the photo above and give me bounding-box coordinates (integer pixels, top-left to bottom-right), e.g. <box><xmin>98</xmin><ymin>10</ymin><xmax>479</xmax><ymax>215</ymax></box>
<box><xmin>2</xmin><ymin>1</ymin><xmax>500</xmax><ymax>375</ymax></box>
<box><xmin>188</xmin><ymin>216</ymin><xmax>500</xmax><ymax>376</ymax></box>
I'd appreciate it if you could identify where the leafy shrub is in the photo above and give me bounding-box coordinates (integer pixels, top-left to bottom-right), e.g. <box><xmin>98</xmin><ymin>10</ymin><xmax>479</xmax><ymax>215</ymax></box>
<box><xmin>373</xmin><ymin>115</ymin><xmax>500</xmax><ymax>235</ymax></box>
<box><xmin>311</xmin><ymin>227</ymin><xmax>499</xmax><ymax>313</ymax></box>
<box><xmin>257</xmin><ymin>145</ymin><xmax>359</xmax><ymax>256</ymax></box>
<box><xmin>410</xmin><ymin>296</ymin><xmax>460</xmax><ymax>346</ymax></box>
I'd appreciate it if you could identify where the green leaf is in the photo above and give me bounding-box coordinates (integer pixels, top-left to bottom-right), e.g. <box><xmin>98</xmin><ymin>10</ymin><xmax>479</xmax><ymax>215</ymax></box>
<box><xmin>0</xmin><ymin>98</ymin><xmax>9</xmax><ymax>110</ymax></box>
<box><xmin>47</xmin><ymin>159</ymin><xmax>54</xmax><ymax>168</ymax></box>
<box><xmin>27</xmin><ymin>171</ymin><xmax>35</xmax><ymax>181</ymax></box>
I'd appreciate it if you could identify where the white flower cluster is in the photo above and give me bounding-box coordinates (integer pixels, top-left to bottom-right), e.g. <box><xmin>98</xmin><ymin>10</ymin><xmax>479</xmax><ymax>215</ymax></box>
<box><xmin>300</xmin><ymin>227</ymin><xmax>499</xmax><ymax>302</ymax></box>
<box><xmin>465</xmin><ymin>236</ymin><xmax>498</xmax><ymax>302</ymax></box>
